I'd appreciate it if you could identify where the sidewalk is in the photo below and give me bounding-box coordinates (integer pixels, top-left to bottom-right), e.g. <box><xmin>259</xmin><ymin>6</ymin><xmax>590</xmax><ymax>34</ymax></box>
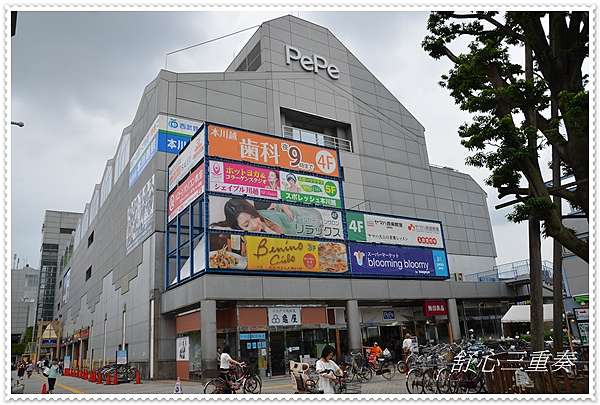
<box><xmin>12</xmin><ymin>371</ymin><xmax>407</xmax><ymax>394</ymax></box>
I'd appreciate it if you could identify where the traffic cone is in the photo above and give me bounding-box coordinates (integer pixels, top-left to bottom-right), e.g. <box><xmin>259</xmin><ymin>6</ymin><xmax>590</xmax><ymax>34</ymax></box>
<box><xmin>41</xmin><ymin>383</ymin><xmax>48</xmax><ymax>394</ymax></box>
<box><xmin>97</xmin><ymin>371</ymin><xmax>102</xmax><ymax>384</ymax></box>
<box><xmin>64</xmin><ymin>368</ymin><xmax>69</xmax><ymax>376</ymax></box>
<box><xmin>134</xmin><ymin>368</ymin><xmax>141</xmax><ymax>384</ymax></box>
<box><xmin>89</xmin><ymin>370</ymin><xmax>94</xmax><ymax>382</ymax></box>
<box><xmin>105</xmin><ymin>372</ymin><xmax>110</xmax><ymax>385</ymax></box>
<box><xmin>174</xmin><ymin>377</ymin><xmax>182</xmax><ymax>394</ymax></box>
<box><xmin>113</xmin><ymin>369</ymin><xmax>118</xmax><ymax>385</ymax></box>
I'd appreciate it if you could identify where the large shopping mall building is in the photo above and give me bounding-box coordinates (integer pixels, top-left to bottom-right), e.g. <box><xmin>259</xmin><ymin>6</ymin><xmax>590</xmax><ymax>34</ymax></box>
<box><xmin>51</xmin><ymin>15</ymin><xmax>539</xmax><ymax>380</ymax></box>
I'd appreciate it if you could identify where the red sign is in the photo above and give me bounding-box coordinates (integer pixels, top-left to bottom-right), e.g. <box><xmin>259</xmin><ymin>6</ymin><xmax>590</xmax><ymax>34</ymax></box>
<box><xmin>80</xmin><ymin>328</ymin><xmax>89</xmax><ymax>339</ymax></box>
<box><xmin>168</xmin><ymin>163</ymin><xmax>205</xmax><ymax>222</ymax></box>
<box><xmin>423</xmin><ymin>300</ymin><xmax>448</xmax><ymax>317</ymax></box>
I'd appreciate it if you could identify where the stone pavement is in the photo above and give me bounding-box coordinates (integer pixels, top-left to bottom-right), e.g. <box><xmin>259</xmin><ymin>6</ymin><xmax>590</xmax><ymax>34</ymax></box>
<box><xmin>12</xmin><ymin>370</ymin><xmax>409</xmax><ymax>395</ymax></box>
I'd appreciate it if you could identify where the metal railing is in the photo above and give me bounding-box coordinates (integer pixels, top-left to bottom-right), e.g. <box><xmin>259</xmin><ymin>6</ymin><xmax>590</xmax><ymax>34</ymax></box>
<box><xmin>463</xmin><ymin>260</ymin><xmax>555</xmax><ymax>285</ymax></box>
<box><xmin>282</xmin><ymin>125</ymin><xmax>353</xmax><ymax>152</ymax></box>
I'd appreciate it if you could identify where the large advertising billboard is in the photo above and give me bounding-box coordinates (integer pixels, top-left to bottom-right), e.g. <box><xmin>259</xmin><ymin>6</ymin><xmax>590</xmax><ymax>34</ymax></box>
<box><xmin>346</xmin><ymin>211</ymin><xmax>444</xmax><ymax>249</ymax></box>
<box><xmin>208</xmin><ymin>161</ymin><xmax>342</xmax><ymax>208</ymax></box>
<box><xmin>208</xmin><ymin>196</ymin><xmax>344</xmax><ymax>240</ymax></box>
<box><xmin>207</xmin><ymin>124</ymin><xmax>340</xmax><ymax>177</ymax></box>
<box><xmin>208</xmin><ymin>234</ymin><xmax>348</xmax><ymax>273</ymax></box>
<box><xmin>126</xmin><ymin>175</ymin><xmax>155</xmax><ymax>254</ymax></box>
<box><xmin>348</xmin><ymin>242</ymin><xmax>449</xmax><ymax>278</ymax></box>
<box><xmin>168</xmin><ymin>163</ymin><xmax>205</xmax><ymax>223</ymax></box>
<box><xmin>168</xmin><ymin>132</ymin><xmax>205</xmax><ymax>191</ymax></box>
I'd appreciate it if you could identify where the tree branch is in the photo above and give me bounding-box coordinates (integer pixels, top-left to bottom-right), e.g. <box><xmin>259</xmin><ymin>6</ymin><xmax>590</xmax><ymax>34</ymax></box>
<box><xmin>450</xmin><ymin>12</ymin><xmax>527</xmax><ymax>42</ymax></box>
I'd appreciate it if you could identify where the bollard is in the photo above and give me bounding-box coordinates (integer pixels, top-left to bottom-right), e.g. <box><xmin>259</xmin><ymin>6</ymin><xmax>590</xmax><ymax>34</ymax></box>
<box><xmin>113</xmin><ymin>369</ymin><xmax>118</xmax><ymax>385</ymax></box>
<box><xmin>41</xmin><ymin>383</ymin><xmax>48</xmax><ymax>394</ymax></box>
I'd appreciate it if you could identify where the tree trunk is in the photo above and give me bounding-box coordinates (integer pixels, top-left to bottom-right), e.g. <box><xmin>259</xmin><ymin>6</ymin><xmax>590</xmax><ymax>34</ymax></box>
<box><xmin>526</xmin><ymin>43</ymin><xmax>546</xmax><ymax>352</ymax></box>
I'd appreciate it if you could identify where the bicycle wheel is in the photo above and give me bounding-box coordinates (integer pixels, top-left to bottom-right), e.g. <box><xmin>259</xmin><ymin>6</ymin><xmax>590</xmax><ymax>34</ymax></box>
<box><xmin>396</xmin><ymin>360</ymin><xmax>407</xmax><ymax>374</ymax></box>
<box><xmin>204</xmin><ymin>378</ymin><xmax>225</xmax><ymax>394</ymax></box>
<box><xmin>380</xmin><ymin>360</ymin><xmax>396</xmax><ymax>380</ymax></box>
<box><xmin>436</xmin><ymin>368</ymin><xmax>451</xmax><ymax>394</ymax></box>
<box><xmin>242</xmin><ymin>375</ymin><xmax>261</xmax><ymax>393</ymax></box>
<box><xmin>359</xmin><ymin>366</ymin><xmax>373</xmax><ymax>382</ymax></box>
<box><xmin>406</xmin><ymin>369</ymin><xmax>423</xmax><ymax>394</ymax></box>
<box><xmin>422</xmin><ymin>369</ymin><xmax>437</xmax><ymax>394</ymax></box>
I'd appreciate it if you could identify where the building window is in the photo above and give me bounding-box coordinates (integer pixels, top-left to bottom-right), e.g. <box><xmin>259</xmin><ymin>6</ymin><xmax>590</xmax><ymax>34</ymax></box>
<box><xmin>86</xmin><ymin>266</ymin><xmax>92</xmax><ymax>281</ymax></box>
<box><xmin>58</xmin><ymin>280</ymin><xmax>62</xmax><ymax>289</ymax></box>
<box><xmin>60</xmin><ymin>228</ymin><xmax>75</xmax><ymax>234</ymax></box>
<box><xmin>88</xmin><ymin>231</ymin><xmax>94</xmax><ymax>247</ymax></box>
<box><xmin>235</xmin><ymin>41</ymin><xmax>261</xmax><ymax>72</ymax></box>
<box><xmin>57</xmin><ymin>302</ymin><xmax>60</xmax><ymax>311</ymax></box>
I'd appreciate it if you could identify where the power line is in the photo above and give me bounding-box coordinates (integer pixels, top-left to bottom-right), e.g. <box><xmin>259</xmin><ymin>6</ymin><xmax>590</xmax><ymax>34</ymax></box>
<box><xmin>165</xmin><ymin>25</ymin><xmax>260</xmax><ymax>69</ymax></box>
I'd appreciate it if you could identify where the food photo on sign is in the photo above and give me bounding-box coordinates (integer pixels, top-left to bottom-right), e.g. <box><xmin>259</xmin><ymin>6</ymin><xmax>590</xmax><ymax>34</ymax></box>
<box><xmin>208</xmin><ymin>233</ymin><xmax>348</xmax><ymax>274</ymax></box>
<box><xmin>208</xmin><ymin>196</ymin><xmax>344</xmax><ymax>240</ymax></box>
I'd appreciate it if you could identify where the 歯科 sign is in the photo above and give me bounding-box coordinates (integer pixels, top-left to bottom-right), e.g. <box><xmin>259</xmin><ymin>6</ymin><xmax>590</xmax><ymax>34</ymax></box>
<box><xmin>168</xmin><ymin>132</ymin><xmax>205</xmax><ymax>191</ymax></box>
<box><xmin>208</xmin><ymin>235</ymin><xmax>348</xmax><ymax>274</ymax></box>
<box><xmin>207</xmin><ymin>125</ymin><xmax>339</xmax><ymax>177</ymax></box>
<box><xmin>423</xmin><ymin>300</ymin><xmax>448</xmax><ymax>317</ymax></box>
<box><xmin>168</xmin><ymin>163</ymin><xmax>205</xmax><ymax>222</ymax></box>
<box><xmin>268</xmin><ymin>307</ymin><xmax>301</xmax><ymax>326</ymax></box>
<box><xmin>346</xmin><ymin>211</ymin><xmax>445</xmax><ymax>249</ymax></box>
<box><xmin>349</xmin><ymin>242</ymin><xmax>449</xmax><ymax>279</ymax></box>
<box><xmin>208</xmin><ymin>196</ymin><xmax>344</xmax><ymax>240</ymax></box>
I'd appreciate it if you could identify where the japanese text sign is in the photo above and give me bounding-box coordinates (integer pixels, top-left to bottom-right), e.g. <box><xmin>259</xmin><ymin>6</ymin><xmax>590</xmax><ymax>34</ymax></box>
<box><xmin>207</xmin><ymin>124</ymin><xmax>340</xmax><ymax>177</ymax></box>
<box><xmin>208</xmin><ymin>196</ymin><xmax>344</xmax><ymax>240</ymax></box>
<box><xmin>346</xmin><ymin>211</ymin><xmax>445</xmax><ymax>249</ymax></box>
<box><xmin>209</xmin><ymin>161</ymin><xmax>280</xmax><ymax>200</ymax></box>
<box><xmin>280</xmin><ymin>171</ymin><xmax>341</xmax><ymax>208</ymax></box>
<box><xmin>168</xmin><ymin>131</ymin><xmax>205</xmax><ymax>191</ymax></box>
<box><xmin>168</xmin><ymin>163</ymin><xmax>205</xmax><ymax>222</ymax></box>
<box><xmin>423</xmin><ymin>300</ymin><xmax>448</xmax><ymax>317</ymax></box>
<box><xmin>349</xmin><ymin>242</ymin><xmax>449</xmax><ymax>279</ymax></box>
<box><xmin>268</xmin><ymin>307</ymin><xmax>301</xmax><ymax>326</ymax></box>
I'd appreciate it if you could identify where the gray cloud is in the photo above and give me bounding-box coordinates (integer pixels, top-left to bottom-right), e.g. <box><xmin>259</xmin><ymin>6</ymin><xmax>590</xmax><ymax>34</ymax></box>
<box><xmin>11</xmin><ymin>10</ymin><xmax>553</xmax><ymax>267</ymax></box>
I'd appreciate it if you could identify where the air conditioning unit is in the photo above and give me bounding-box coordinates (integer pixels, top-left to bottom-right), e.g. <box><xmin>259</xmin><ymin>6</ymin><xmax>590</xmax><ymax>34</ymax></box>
<box><xmin>453</xmin><ymin>273</ymin><xmax>463</xmax><ymax>282</ymax></box>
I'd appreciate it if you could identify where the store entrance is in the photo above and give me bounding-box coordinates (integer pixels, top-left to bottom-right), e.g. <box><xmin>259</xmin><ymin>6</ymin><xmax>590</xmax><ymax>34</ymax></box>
<box><xmin>269</xmin><ymin>332</ymin><xmax>286</xmax><ymax>376</ymax></box>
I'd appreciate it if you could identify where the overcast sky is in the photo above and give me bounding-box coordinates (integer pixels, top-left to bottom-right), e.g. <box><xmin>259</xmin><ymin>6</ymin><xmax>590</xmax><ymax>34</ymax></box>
<box><xmin>11</xmin><ymin>10</ymin><xmax>555</xmax><ymax>268</ymax></box>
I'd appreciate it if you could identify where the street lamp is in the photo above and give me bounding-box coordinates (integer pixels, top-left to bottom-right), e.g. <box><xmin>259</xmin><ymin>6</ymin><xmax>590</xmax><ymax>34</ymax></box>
<box><xmin>11</xmin><ymin>121</ymin><xmax>24</xmax><ymax>127</ymax></box>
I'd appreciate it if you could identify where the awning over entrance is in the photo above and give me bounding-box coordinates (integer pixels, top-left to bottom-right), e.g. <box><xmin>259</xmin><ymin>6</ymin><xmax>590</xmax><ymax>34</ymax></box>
<box><xmin>501</xmin><ymin>304</ymin><xmax>554</xmax><ymax>323</ymax></box>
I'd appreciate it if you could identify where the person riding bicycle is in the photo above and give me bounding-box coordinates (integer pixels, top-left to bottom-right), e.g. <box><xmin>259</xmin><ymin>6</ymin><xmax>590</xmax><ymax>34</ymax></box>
<box><xmin>316</xmin><ymin>345</ymin><xmax>342</xmax><ymax>394</ymax></box>
<box><xmin>364</xmin><ymin>342</ymin><xmax>383</xmax><ymax>365</ymax></box>
<box><xmin>402</xmin><ymin>333</ymin><xmax>414</xmax><ymax>373</ymax></box>
<box><xmin>219</xmin><ymin>345</ymin><xmax>244</xmax><ymax>394</ymax></box>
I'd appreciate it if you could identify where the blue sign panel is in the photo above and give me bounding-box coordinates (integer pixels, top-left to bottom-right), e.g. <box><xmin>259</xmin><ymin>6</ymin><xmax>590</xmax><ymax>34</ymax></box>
<box><xmin>129</xmin><ymin>138</ymin><xmax>157</xmax><ymax>188</ymax></box>
<box><xmin>382</xmin><ymin>310</ymin><xmax>395</xmax><ymax>321</ymax></box>
<box><xmin>157</xmin><ymin>131</ymin><xmax>190</xmax><ymax>154</ymax></box>
<box><xmin>349</xmin><ymin>242</ymin><xmax>449</xmax><ymax>279</ymax></box>
<box><xmin>240</xmin><ymin>332</ymin><xmax>266</xmax><ymax>341</ymax></box>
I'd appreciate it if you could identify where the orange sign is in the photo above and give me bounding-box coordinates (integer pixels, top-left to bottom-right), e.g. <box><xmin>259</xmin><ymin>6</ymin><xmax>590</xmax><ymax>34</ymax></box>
<box><xmin>207</xmin><ymin>125</ymin><xmax>340</xmax><ymax>177</ymax></box>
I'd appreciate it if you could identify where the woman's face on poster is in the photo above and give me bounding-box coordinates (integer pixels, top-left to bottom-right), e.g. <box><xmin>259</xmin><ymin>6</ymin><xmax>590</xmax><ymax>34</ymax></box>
<box><xmin>236</xmin><ymin>212</ymin><xmax>263</xmax><ymax>232</ymax></box>
<box><xmin>268</xmin><ymin>171</ymin><xmax>277</xmax><ymax>183</ymax></box>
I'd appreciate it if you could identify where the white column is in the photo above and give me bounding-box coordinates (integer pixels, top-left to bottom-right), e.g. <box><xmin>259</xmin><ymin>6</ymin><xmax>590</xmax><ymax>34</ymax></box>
<box><xmin>447</xmin><ymin>299</ymin><xmax>462</xmax><ymax>342</ymax></box>
<box><xmin>346</xmin><ymin>300</ymin><xmax>362</xmax><ymax>353</ymax></box>
<box><xmin>149</xmin><ymin>299</ymin><xmax>155</xmax><ymax>379</ymax></box>
<box><xmin>201</xmin><ymin>300</ymin><xmax>217</xmax><ymax>376</ymax></box>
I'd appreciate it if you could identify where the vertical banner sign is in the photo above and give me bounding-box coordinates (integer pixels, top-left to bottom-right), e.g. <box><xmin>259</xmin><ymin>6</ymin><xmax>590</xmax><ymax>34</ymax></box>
<box><xmin>208</xmin><ymin>196</ymin><xmax>344</xmax><ymax>240</ymax></box>
<box><xmin>129</xmin><ymin>116</ymin><xmax>160</xmax><ymax>188</ymax></box>
<box><xmin>168</xmin><ymin>163</ymin><xmax>205</xmax><ymax>222</ymax></box>
<box><xmin>176</xmin><ymin>336</ymin><xmax>190</xmax><ymax>361</ymax></box>
<box><xmin>126</xmin><ymin>175</ymin><xmax>155</xmax><ymax>254</ymax></box>
<box><xmin>209</xmin><ymin>161</ymin><xmax>280</xmax><ymax>199</ymax></box>
<box><xmin>346</xmin><ymin>211</ymin><xmax>445</xmax><ymax>249</ymax></box>
<box><xmin>349</xmin><ymin>242</ymin><xmax>449</xmax><ymax>279</ymax></box>
<box><xmin>207</xmin><ymin>124</ymin><xmax>340</xmax><ymax>177</ymax></box>
<box><xmin>168</xmin><ymin>130</ymin><xmax>206</xmax><ymax>191</ymax></box>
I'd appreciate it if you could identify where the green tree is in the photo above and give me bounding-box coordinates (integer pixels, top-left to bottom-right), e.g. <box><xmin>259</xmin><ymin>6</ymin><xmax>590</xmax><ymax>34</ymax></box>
<box><xmin>422</xmin><ymin>11</ymin><xmax>588</xmax><ymax>262</ymax></box>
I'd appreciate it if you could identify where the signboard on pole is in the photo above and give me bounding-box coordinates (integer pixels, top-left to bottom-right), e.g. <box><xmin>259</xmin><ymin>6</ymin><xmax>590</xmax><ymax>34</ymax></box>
<box><xmin>346</xmin><ymin>211</ymin><xmax>445</xmax><ymax>249</ymax></box>
<box><xmin>116</xmin><ymin>350</ymin><xmax>128</xmax><ymax>365</ymax></box>
<box><xmin>208</xmin><ymin>196</ymin><xmax>343</xmax><ymax>240</ymax></box>
<box><xmin>207</xmin><ymin>124</ymin><xmax>340</xmax><ymax>177</ymax></box>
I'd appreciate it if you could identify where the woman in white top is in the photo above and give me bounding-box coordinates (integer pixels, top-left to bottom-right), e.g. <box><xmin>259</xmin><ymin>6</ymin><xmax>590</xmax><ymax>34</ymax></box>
<box><xmin>219</xmin><ymin>345</ymin><xmax>243</xmax><ymax>393</ymax></box>
<box><xmin>315</xmin><ymin>345</ymin><xmax>341</xmax><ymax>394</ymax></box>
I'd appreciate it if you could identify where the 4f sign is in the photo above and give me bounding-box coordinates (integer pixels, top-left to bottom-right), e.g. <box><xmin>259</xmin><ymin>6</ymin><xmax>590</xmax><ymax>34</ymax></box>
<box><xmin>285</xmin><ymin>45</ymin><xmax>340</xmax><ymax>80</ymax></box>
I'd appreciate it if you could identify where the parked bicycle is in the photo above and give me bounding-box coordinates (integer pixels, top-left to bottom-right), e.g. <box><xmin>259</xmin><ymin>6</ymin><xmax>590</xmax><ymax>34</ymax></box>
<box><xmin>203</xmin><ymin>363</ymin><xmax>261</xmax><ymax>394</ymax></box>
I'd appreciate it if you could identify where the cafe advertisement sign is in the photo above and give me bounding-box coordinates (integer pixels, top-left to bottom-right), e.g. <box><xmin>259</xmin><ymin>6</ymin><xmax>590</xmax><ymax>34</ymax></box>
<box><xmin>349</xmin><ymin>242</ymin><xmax>449</xmax><ymax>279</ymax></box>
<box><xmin>208</xmin><ymin>196</ymin><xmax>344</xmax><ymax>240</ymax></box>
<box><xmin>207</xmin><ymin>124</ymin><xmax>340</xmax><ymax>177</ymax></box>
<box><xmin>208</xmin><ymin>234</ymin><xmax>348</xmax><ymax>274</ymax></box>
<box><xmin>346</xmin><ymin>211</ymin><xmax>445</xmax><ymax>249</ymax></box>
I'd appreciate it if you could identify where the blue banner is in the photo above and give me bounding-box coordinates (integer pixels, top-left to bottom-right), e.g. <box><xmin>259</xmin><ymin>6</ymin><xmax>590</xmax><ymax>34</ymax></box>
<box><xmin>349</xmin><ymin>242</ymin><xmax>449</xmax><ymax>279</ymax></box>
<box><xmin>157</xmin><ymin>130</ymin><xmax>191</xmax><ymax>154</ymax></box>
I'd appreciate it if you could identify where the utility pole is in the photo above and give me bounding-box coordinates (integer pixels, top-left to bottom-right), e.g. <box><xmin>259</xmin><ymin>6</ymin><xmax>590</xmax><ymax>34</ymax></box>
<box><xmin>549</xmin><ymin>12</ymin><xmax>564</xmax><ymax>353</ymax></box>
<box><xmin>525</xmin><ymin>43</ymin><xmax>545</xmax><ymax>352</ymax></box>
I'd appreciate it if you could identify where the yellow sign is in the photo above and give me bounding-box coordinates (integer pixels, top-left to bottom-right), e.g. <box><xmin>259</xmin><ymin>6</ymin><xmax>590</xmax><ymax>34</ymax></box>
<box><xmin>246</xmin><ymin>236</ymin><xmax>319</xmax><ymax>272</ymax></box>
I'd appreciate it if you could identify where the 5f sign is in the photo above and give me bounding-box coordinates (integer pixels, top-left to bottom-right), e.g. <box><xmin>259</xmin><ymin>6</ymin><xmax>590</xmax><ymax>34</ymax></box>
<box><xmin>285</xmin><ymin>45</ymin><xmax>340</xmax><ymax>80</ymax></box>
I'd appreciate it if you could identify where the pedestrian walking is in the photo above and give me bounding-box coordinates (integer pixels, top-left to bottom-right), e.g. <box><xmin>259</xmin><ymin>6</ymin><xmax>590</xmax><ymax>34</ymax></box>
<box><xmin>46</xmin><ymin>360</ymin><xmax>60</xmax><ymax>394</ymax></box>
<box><xmin>26</xmin><ymin>361</ymin><xmax>34</xmax><ymax>378</ymax></box>
<box><xmin>17</xmin><ymin>361</ymin><xmax>26</xmax><ymax>381</ymax></box>
<box><xmin>315</xmin><ymin>345</ymin><xmax>341</xmax><ymax>394</ymax></box>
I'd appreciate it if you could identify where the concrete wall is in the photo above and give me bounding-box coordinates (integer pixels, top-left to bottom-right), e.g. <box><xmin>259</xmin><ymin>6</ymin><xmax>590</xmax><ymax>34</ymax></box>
<box><xmin>11</xmin><ymin>266</ymin><xmax>39</xmax><ymax>336</ymax></box>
